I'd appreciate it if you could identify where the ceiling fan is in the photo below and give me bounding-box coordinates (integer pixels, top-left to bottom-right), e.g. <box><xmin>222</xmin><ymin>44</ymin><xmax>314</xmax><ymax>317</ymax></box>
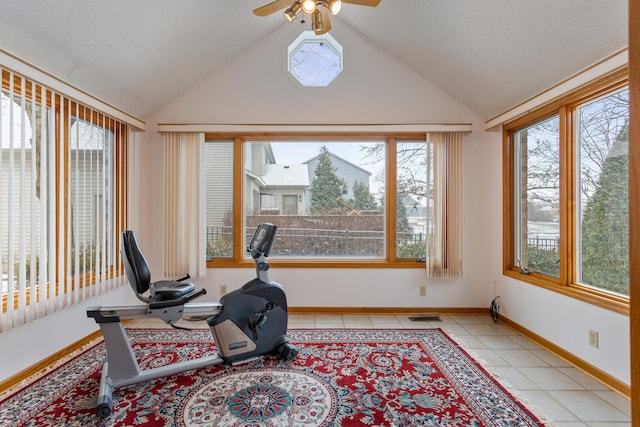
<box><xmin>253</xmin><ymin>0</ymin><xmax>381</xmax><ymax>35</ymax></box>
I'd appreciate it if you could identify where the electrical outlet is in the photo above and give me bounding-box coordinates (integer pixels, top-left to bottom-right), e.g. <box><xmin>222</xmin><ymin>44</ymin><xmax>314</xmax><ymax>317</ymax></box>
<box><xmin>588</xmin><ymin>329</ymin><xmax>599</xmax><ymax>348</ymax></box>
<box><xmin>220</xmin><ymin>284</ymin><xmax>228</xmax><ymax>295</ymax></box>
<box><xmin>419</xmin><ymin>286</ymin><xmax>427</xmax><ymax>297</ymax></box>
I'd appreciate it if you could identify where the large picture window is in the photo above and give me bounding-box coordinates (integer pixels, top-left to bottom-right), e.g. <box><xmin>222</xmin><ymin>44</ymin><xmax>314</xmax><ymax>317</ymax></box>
<box><xmin>204</xmin><ymin>135</ymin><xmax>452</xmax><ymax>267</ymax></box>
<box><xmin>504</xmin><ymin>71</ymin><xmax>629</xmax><ymax>312</ymax></box>
<box><xmin>244</xmin><ymin>141</ymin><xmax>385</xmax><ymax>259</ymax></box>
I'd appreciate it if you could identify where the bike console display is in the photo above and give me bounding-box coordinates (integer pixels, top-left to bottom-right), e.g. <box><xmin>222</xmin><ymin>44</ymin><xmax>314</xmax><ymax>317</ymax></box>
<box><xmin>248</xmin><ymin>223</ymin><xmax>277</xmax><ymax>259</ymax></box>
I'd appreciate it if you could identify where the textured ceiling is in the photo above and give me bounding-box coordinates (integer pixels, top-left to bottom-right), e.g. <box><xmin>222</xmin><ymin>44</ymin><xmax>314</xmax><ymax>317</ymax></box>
<box><xmin>0</xmin><ymin>0</ymin><xmax>628</xmax><ymax>119</ymax></box>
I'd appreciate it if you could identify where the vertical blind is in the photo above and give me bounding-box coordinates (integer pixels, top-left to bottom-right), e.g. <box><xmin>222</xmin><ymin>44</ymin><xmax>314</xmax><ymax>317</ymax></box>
<box><xmin>425</xmin><ymin>132</ymin><xmax>464</xmax><ymax>278</ymax></box>
<box><xmin>1</xmin><ymin>67</ymin><xmax>129</xmax><ymax>333</ymax></box>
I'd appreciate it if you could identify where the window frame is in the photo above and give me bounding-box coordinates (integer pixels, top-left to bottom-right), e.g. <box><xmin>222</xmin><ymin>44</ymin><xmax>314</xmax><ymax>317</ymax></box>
<box><xmin>205</xmin><ymin>133</ymin><xmax>428</xmax><ymax>269</ymax></box>
<box><xmin>1</xmin><ymin>70</ymin><xmax>128</xmax><ymax>313</ymax></box>
<box><xmin>502</xmin><ymin>67</ymin><xmax>629</xmax><ymax>315</ymax></box>
<box><xmin>287</xmin><ymin>30</ymin><xmax>343</xmax><ymax>88</ymax></box>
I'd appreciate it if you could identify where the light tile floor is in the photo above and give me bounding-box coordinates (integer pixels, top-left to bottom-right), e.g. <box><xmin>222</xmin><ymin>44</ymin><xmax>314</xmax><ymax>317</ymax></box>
<box><xmin>129</xmin><ymin>313</ymin><xmax>631</xmax><ymax>426</ymax></box>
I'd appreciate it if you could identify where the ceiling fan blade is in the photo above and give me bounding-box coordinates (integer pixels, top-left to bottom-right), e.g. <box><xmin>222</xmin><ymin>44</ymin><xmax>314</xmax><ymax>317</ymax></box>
<box><xmin>341</xmin><ymin>0</ymin><xmax>381</xmax><ymax>6</ymax></box>
<box><xmin>253</xmin><ymin>0</ymin><xmax>291</xmax><ymax>16</ymax></box>
<box><xmin>315</xmin><ymin>8</ymin><xmax>332</xmax><ymax>35</ymax></box>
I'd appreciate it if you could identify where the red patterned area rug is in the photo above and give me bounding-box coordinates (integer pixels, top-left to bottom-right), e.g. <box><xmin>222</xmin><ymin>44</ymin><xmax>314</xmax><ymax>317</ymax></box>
<box><xmin>0</xmin><ymin>328</ymin><xmax>553</xmax><ymax>426</ymax></box>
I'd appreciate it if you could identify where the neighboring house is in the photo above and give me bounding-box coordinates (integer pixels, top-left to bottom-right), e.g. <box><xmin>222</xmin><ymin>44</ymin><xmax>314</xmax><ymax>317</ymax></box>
<box><xmin>203</xmin><ymin>141</ymin><xmax>234</xmax><ymax>233</ymax></box>
<box><xmin>402</xmin><ymin>194</ymin><xmax>430</xmax><ymax>236</ymax></box>
<box><xmin>302</xmin><ymin>150</ymin><xmax>371</xmax><ymax>213</ymax></box>
<box><xmin>1</xmin><ymin>148</ymin><xmax>40</xmax><ymax>260</ymax></box>
<box><xmin>1</xmin><ymin>100</ymin><xmax>109</xmax><ymax>284</ymax></box>
<box><xmin>204</xmin><ymin>142</ymin><xmax>310</xmax><ymax>231</ymax></box>
<box><xmin>403</xmin><ymin>194</ymin><xmax>428</xmax><ymax>218</ymax></box>
<box><xmin>245</xmin><ymin>142</ymin><xmax>276</xmax><ymax>215</ymax></box>
<box><xmin>260</xmin><ymin>164</ymin><xmax>309</xmax><ymax>215</ymax></box>
<box><xmin>204</xmin><ymin>144</ymin><xmax>372</xmax><ymax>223</ymax></box>
<box><xmin>1</xmin><ymin>148</ymin><xmax>41</xmax><ymax>292</ymax></box>
<box><xmin>1</xmin><ymin>146</ymin><xmax>108</xmax><ymax>290</ymax></box>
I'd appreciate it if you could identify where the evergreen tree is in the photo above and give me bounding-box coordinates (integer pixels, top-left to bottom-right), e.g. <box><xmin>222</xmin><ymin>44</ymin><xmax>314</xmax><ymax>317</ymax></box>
<box><xmin>309</xmin><ymin>146</ymin><xmax>348</xmax><ymax>214</ymax></box>
<box><xmin>396</xmin><ymin>194</ymin><xmax>411</xmax><ymax>233</ymax></box>
<box><xmin>351</xmin><ymin>181</ymin><xmax>378</xmax><ymax>211</ymax></box>
<box><xmin>580</xmin><ymin>125</ymin><xmax>629</xmax><ymax>294</ymax></box>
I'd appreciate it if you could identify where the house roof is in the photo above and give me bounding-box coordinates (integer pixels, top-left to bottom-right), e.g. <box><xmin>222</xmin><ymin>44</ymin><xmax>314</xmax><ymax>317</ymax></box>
<box><xmin>0</xmin><ymin>1</ymin><xmax>627</xmax><ymax>119</ymax></box>
<box><xmin>303</xmin><ymin>150</ymin><xmax>372</xmax><ymax>176</ymax></box>
<box><xmin>262</xmin><ymin>164</ymin><xmax>310</xmax><ymax>188</ymax></box>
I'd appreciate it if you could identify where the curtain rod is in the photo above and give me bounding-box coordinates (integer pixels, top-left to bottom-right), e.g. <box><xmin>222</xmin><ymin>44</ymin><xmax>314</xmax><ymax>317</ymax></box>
<box><xmin>157</xmin><ymin>124</ymin><xmax>473</xmax><ymax>133</ymax></box>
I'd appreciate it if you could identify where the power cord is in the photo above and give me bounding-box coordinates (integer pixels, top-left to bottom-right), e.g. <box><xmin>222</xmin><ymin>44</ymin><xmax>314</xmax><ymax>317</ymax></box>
<box><xmin>490</xmin><ymin>296</ymin><xmax>500</xmax><ymax>323</ymax></box>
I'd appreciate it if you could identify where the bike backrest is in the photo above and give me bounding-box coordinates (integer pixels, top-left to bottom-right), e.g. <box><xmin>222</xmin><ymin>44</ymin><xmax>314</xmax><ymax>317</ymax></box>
<box><xmin>120</xmin><ymin>230</ymin><xmax>152</xmax><ymax>297</ymax></box>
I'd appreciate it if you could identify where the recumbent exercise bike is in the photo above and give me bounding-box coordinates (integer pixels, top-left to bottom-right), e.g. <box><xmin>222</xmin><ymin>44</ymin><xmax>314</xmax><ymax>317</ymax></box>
<box><xmin>86</xmin><ymin>223</ymin><xmax>298</xmax><ymax>418</ymax></box>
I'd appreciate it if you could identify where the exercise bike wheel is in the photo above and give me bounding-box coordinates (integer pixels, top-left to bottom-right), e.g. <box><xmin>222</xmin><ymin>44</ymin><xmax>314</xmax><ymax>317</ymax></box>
<box><xmin>278</xmin><ymin>342</ymin><xmax>299</xmax><ymax>361</ymax></box>
<box><xmin>97</xmin><ymin>401</ymin><xmax>112</xmax><ymax>418</ymax></box>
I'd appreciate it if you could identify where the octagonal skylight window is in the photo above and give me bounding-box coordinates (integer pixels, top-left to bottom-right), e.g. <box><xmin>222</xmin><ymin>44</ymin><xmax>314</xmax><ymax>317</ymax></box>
<box><xmin>287</xmin><ymin>31</ymin><xmax>343</xmax><ymax>87</ymax></box>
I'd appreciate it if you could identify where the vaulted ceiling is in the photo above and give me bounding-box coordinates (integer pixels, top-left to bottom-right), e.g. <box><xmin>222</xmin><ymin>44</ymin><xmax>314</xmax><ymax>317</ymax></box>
<box><xmin>0</xmin><ymin>0</ymin><xmax>628</xmax><ymax>120</ymax></box>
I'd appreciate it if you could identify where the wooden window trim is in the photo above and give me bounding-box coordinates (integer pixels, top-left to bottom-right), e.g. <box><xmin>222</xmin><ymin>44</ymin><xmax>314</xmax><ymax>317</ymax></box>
<box><xmin>503</xmin><ymin>67</ymin><xmax>630</xmax><ymax>316</ymax></box>
<box><xmin>205</xmin><ymin>133</ymin><xmax>429</xmax><ymax>269</ymax></box>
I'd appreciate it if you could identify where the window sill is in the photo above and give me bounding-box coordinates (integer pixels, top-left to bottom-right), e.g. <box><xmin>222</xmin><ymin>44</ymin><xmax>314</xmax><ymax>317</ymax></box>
<box><xmin>207</xmin><ymin>259</ymin><xmax>427</xmax><ymax>269</ymax></box>
<box><xmin>503</xmin><ymin>269</ymin><xmax>629</xmax><ymax>316</ymax></box>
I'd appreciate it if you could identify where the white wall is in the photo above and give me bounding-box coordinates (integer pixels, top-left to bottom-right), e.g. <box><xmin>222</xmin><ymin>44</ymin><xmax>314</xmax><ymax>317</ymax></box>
<box><xmin>137</xmin><ymin>18</ymin><xmax>629</xmax><ymax>385</ymax></box>
<box><xmin>136</xmin><ymin>18</ymin><xmax>492</xmax><ymax>305</ymax></box>
<box><xmin>0</xmin><ymin>285</ymin><xmax>136</xmax><ymax>381</ymax></box>
<box><xmin>482</xmin><ymin>129</ymin><xmax>631</xmax><ymax>385</ymax></box>
<box><xmin>0</xmin><ymin>18</ymin><xmax>629</xmax><ymax>387</ymax></box>
<box><xmin>497</xmin><ymin>276</ymin><xmax>630</xmax><ymax>384</ymax></box>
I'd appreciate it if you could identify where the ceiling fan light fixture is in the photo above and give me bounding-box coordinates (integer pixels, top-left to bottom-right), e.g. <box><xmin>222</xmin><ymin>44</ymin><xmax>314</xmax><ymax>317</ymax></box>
<box><xmin>311</xmin><ymin>8</ymin><xmax>324</xmax><ymax>32</ymax></box>
<box><xmin>301</xmin><ymin>0</ymin><xmax>316</xmax><ymax>14</ymax></box>
<box><xmin>254</xmin><ymin>0</ymin><xmax>380</xmax><ymax>35</ymax></box>
<box><xmin>284</xmin><ymin>1</ymin><xmax>303</xmax><ymax>22</ymax></box>
<box><xmin>328</xmin><ymin>0</ymin><xmax>342</xmax><ymax>15</ymax></box>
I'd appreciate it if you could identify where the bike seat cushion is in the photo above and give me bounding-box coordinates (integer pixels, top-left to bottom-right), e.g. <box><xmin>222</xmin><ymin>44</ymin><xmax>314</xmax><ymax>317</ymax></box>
<box><xmin>149</xmin><ymin>281</ymin><xmax>196</xmax><ymax>301</ymax></box>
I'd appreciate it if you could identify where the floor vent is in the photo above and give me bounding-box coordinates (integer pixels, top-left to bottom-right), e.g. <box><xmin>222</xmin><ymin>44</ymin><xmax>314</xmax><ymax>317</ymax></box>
<box><xmin>408</xmin><ymin>312</ymin><xmax>442</xmax><ymax>322</ymax></box>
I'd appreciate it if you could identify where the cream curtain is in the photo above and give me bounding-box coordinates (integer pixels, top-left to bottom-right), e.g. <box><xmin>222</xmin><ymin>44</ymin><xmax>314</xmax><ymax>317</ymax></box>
<box><xmin>425</xmin><ymin>132</ymin><xmax>464</xmax><ymax>278</ymax></box>
<box><xmin>163</xmin><ymin>132</ymin><xmax>206</xmax><ymax>278</ymax></box>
